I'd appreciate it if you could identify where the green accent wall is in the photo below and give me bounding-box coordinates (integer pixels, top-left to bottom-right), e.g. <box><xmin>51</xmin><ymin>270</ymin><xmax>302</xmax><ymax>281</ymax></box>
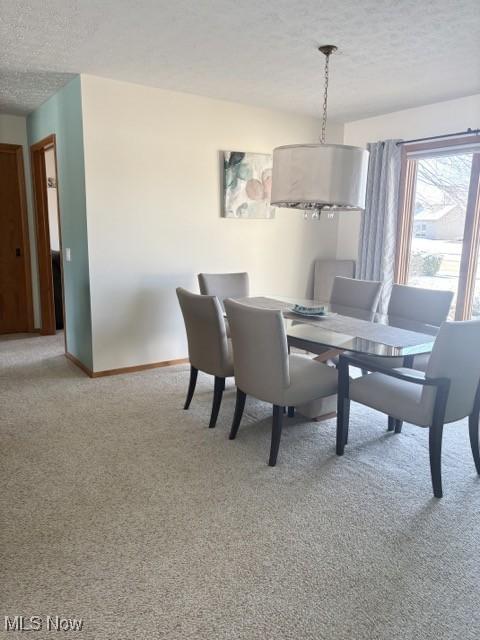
<box><xmin>27</xmin><ymin>76</ymin><xmax>93</xmax><ymax>370</ymax></box>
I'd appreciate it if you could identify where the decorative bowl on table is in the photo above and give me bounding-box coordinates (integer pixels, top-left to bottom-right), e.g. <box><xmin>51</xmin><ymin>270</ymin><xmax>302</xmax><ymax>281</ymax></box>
<box><xmin>291</xmin><ymin>304</ymin><xmax>327</xmax><ymax>318</ymax></box>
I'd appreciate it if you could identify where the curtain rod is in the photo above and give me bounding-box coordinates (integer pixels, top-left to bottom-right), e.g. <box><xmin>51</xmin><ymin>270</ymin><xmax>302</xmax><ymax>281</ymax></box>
<box><xmin>396</xmin><ymin>128</ymin><xmax>480</xmax><ymax>146</ymax></box>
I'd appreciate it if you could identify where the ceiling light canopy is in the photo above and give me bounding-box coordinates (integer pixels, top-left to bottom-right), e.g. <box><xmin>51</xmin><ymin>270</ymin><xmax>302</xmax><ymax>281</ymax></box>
<box><xmin>271</xmin><ymin>45</ymin><xmax>369</xmax><ymax>217</ymax></box>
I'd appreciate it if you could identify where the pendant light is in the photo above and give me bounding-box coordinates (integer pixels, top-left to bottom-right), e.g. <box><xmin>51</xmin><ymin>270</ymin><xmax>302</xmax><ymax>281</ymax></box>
<box><xmin>271</xmin><ymin>45</ymin><xmax>369</xmax><ymax>219</ymax></box>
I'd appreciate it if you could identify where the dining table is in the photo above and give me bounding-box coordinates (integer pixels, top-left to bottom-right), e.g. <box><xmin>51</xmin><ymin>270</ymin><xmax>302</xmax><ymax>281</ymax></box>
<box><xmin>237</xmin><ymin>295</ymin><xmax>438</xmax><ymax>368</ymax></box>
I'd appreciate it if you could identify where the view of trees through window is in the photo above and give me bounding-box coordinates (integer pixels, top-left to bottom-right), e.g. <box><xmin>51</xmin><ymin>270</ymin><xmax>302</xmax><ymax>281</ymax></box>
<box><xmin>407</xmin><ymin>152</ymin><xmax>475</xmax><ymax>318</ymax></box>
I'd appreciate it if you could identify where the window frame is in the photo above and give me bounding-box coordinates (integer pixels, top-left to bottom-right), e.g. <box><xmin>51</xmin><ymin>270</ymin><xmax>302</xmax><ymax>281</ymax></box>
<box><xmin>395</xmin><ymin>134</ymin><xmax>480</xmax><ymax>320</ymax></box>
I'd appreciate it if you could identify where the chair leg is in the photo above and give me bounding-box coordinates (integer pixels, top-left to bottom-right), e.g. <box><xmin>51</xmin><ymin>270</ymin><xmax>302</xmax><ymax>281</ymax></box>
<box><xmin>469</xmin><ymin>411</ymin><xmax>480</xmax><ymax>475</ymax></box>
<box><xmin>429</xmin><ymin>423</ymin><xmax>444</xmax><ymax>498</ymax></box>
<box><xmin>229</xmin><ymin>389</ymin><xmax>247</xmax><ymax>440</ymax></box>
<box><xmin>288</xmin><ymin>406</ymin><xmax>295</xmax><ymax>418</ymax></box>
<box><xmin>344</xmin><ymin>400</ymin><xmax>350</xmax><ymax>445</ymax></box>
<box><xmin>394</xmin><ymin>419</ymin><xmax>403</xmax><ymax>434</ymax></box>
<box><xmin>337</xmin><ymin>356</ymin><xmax>350</xmax><ymax>454</ymax></box>
<box><xmin>387</xmin><ymin>416</ymin><xmax>395</xmax><ymax>431</ymax></box>
<box><xmin>209</xmin><ymin>377</ymin><xmax>225</xmax><ymax>428</ymax></box>
<box><xmin>268</xmin><ymin>405</ymin><xmax>284</xmax><ymax>466</ymax></box>
<box><xmin>336</xmin><ymin>396</ymin><xmax>350</xmax><ymax>454</ymax></box>
<box><xmin>183</xmin><ymin>366</ymin><xmax>198</xmax><ymax>410</ymax></box>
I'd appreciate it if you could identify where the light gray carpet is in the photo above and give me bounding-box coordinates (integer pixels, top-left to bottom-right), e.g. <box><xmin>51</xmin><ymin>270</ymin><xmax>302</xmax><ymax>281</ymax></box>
<box><xmin>1</xmin><ymin>334</ymin><xmax>479</xmax><ymax>640</ymax></box>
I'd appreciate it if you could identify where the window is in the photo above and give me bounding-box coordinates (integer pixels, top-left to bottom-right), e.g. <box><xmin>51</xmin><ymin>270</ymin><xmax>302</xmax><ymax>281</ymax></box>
<box><xmin>396</xmin><ymin>135</ymin><xmax>480</xmax><ymax>320</ymax></box>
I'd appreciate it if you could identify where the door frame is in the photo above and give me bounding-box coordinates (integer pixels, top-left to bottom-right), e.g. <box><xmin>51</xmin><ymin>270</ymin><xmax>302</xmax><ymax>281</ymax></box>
<box><xmin>0</xmin><ymin>143</ymin><xmax>34</xmax><ymax>332</ymax></box>
<box><xmin>30</xmin><ymin>135</ymin><xmax>66</xmax><ymax>338</ymax></box>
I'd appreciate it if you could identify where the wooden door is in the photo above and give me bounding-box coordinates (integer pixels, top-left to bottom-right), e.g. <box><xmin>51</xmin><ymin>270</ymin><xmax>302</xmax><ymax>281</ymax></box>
<box><xmin>0</xmin><ymin>144</ymin><xmax>33</xmax><ymax>333</ymax></box>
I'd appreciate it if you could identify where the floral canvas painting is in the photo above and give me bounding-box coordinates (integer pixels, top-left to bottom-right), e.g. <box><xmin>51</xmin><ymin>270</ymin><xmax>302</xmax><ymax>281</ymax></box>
<box><xmin>223</xmin><ymin>151</ymin><xmax>274</xmax><ymax>219</ymax></box>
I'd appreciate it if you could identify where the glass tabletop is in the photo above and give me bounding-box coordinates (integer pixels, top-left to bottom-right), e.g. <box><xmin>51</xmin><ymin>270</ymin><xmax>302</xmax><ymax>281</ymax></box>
<box><xmin>237</xmin><ymin>296</ymin><xmax>437</xmax><ymax>358</ymax></box>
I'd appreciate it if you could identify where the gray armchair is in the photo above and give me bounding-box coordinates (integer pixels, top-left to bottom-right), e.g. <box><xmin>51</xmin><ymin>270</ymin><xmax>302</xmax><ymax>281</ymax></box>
<box><xmin>330</xmin><ymin>276</ymin><xmax>383</xmax><ymax>312</ymax></box>
<box><xmin>313</xmin><ymin>259</ymin><xmax>355</xmax><ymax>302</ymax></box>
<box><xmin>176</xmin><ymin>287</ymin><xmax>234</xmax><ymax>428</ymax></box>
<box><xmin>198</xmin><ymin>272</ymin><xmax>249</xmax><ymax>338</ymax></box>
<box><xmin>358</xmin><ymin>283</ymin><xmax>454</xmax><ymax>375</ymax></box>
<box><xmin>225</xmin><ymin>298</ymin><xmax>338</xmax><ymax>466</ymax></box>
<box><xmin>388</xmin><ymin>283</ymin><xmax>454</xmax><ymax>327</ymax></box>
<box><xmin>336</xmin><ymin>319</ymin><xmax>480</xmax><ymax>497</ymax></box>
<box><xmin>198</xmin><ymin>272</ymin><xmax>249</xmax><ymax>309</ymax></box>
<box><xmin>352</xmin><ymin>284</ymin><xmax>454</xmax><ymax>432</ymax></box>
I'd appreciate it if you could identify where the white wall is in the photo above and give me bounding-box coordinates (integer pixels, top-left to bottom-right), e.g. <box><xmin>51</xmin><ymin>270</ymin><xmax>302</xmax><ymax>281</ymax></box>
<box><xmin>338</xmin><ymin>94</ymin><xmax>480</xmax><ymax>260</ymax></box>
<box><xmin>44</xmin><ymin>147</ymin><xmax>60</xmax><ymax>251</ymax></box>
<box><xmin>0</xmin><ymin>114</ymin><xmax>40</xmax><ymax>327</ymax></box>
<box><xmin>80</xmin><ymin>74</ymin><xmax>344</xmax><ymax>372</ymax></box>
<box><xmin>344</xmin><ymin>94</ymin><xmax>480</xmax><ymax>147</ymax></box>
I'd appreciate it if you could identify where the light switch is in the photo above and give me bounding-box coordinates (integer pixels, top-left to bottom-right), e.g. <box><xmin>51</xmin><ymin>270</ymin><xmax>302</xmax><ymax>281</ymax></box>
<box><xmin>65</xmin><ymin>248</ymin><xmax>71</xmax><ymax>262</ymax></box>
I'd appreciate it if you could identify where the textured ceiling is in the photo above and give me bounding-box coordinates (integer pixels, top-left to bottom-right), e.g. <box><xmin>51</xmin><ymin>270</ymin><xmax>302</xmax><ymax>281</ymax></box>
<box><xmin>1</xmin><ymin>0</ymin><xmax>479</xmax><ymax>120</ymax></box>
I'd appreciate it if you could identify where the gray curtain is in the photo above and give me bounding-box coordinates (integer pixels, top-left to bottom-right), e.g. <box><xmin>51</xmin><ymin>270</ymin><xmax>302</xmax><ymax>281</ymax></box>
<box><xmin>357</xmin><ymin>139</ymin><xmax>402</xmax><ymax>312</ymax></box>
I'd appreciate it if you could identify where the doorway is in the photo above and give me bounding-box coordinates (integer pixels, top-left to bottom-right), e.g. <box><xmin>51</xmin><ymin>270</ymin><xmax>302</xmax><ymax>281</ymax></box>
<box><xmin>31</xmin><ymin>135</ymin><xmax>65</xmax><ymax>336</ymax></box>
<box><xmin>0</xmin><ymin>143</ymin><xmax>34</xmax><ymax>334</ymax></box>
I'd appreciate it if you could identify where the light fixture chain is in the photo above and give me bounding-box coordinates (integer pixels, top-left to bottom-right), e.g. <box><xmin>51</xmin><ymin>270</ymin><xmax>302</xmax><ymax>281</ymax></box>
<box><xmin>321</xmin><ymin>52</ymin><xmax>330</xmax><ymax>144</ymax></box>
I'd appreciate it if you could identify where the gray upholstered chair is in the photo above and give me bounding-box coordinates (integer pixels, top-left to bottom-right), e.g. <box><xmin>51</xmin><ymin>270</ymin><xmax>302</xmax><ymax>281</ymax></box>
<box><xmin>336</xmin><ymin>319</ymin><xmax>480</xmax><ymax>497</ymax></box>
<box><xmin>330</xmin><ymin>276</ymin><xmax>383</xmax><ymax>313</ymax></box>
<box><xmin>312</xmin><ymin>276</ymin><xmax>382</xmax><ymax>365</ymax></box>
<box><xmin>386</xmin><ymin>284</ymin><xmax>453</xmax><ymax>370</ymax></box>
<box><xmin>176</xmin><ymin>287</ymin><xmax>234</xmax><ymax>428</ymax></box>
<box><xmin>313</xmin><ymin>259</ymin><xmax>355</xmax><ymax>302</ymax></box>
<box><xmin>224</xmin><ymin>298</ymin><xmax>338</xmax><ymax>466</ymax></box>
<box><xmin>198</xmin><ymin>272</ymin><xmax>249</xmax><ymax>309</ymax></box>
<box><xmin>324</xmin><ymin>275</ymin><xmax>383</xmax><ymax>368</ymax></box>
<box><xmin>388</xmin><ymin>283</ymin><xmax>454</xmax><ymax>326</ymax></box>
<box><xmin>353</xmin><ymin>285</ymin><xmax>454</xmax><ymax>433</ymax></box>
